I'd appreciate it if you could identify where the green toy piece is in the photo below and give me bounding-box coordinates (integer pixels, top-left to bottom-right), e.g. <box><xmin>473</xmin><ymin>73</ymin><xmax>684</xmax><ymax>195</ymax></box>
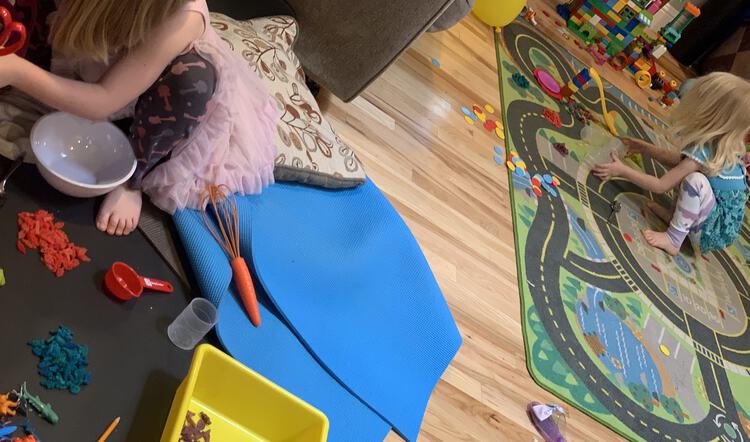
<box><xmin>0</xmin><ymin>268</ymin><xmax>5</xmax><ymax>286</ymax></box>
<box><xmin>19</xmin><ymin>383</ymin><xmax>59</xmax><ymax>424</ymax></box>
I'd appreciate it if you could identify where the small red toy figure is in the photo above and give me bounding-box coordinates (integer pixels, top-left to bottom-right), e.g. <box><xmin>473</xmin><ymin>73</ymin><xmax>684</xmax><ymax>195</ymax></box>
<box><xmin>543</xmin><ymin>109</ymin><xmax>562</xmax><ymax>128</ymax></box>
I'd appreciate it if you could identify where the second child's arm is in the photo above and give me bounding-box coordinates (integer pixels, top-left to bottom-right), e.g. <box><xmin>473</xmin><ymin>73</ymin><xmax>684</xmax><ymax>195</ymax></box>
<box><xmin>0</xmin><ymin>10</ymin><xmax>204</xmax><ymax>121</ymax></box>
<box><xmin>621</xmin><ymin>136</ymin><xmax>682</xmax><ymax>168</ymax></box>
<box><xmin>593</xmin><ymin>151</ymin><xmax>701</xmax><ymax>194</ymax></box>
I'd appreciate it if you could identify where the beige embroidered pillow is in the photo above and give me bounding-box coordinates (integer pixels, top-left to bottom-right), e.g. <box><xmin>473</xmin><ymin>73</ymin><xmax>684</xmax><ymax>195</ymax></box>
<box><xmin>210</xmin><ymin>13</ymin><xmax>366</xmax><ymax>188</ymax></box>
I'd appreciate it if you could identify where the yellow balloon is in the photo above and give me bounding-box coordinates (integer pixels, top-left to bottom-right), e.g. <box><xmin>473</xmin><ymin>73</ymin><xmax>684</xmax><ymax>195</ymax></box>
<box><xmin>473</xmin><ymin>0</ymin><xmax>527</xmax><ymax>28</ymax></box>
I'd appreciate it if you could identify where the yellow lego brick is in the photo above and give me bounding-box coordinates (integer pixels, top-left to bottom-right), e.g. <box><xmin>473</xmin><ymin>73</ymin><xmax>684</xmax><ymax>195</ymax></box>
<box><xmin>616</xmin><ymin>33</ymin><xmax>625</xmax><ymax>41</ymax></box>
<box><xmin>608</xmin><ymin>10</ymin><xmax>620</xmax><ymax>22</ymax></box>
<box><xmin>596</xmin><ymin>23</ymin><xmax>609</xmax><ymax>35</ymax></box>
<box><xmin>571</xmin><ymin>15</ymin><xmax>582</xmax><ymax>25</ymax></box>
<box><xmin>614</xmin><ymin>0</ymin><xmax>627</xmax><ymax>12</ymax></box>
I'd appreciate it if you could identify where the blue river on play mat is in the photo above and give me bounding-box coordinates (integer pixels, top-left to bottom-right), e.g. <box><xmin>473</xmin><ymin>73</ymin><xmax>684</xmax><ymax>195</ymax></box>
<box><xmin>567</xmin><ymin>207</ymin><xmax>605</xmax><ymax>260</ymax></box>
<box><xmin>576</xmin><ymin>287</ymin><xmax>662</xmax><ymax>396</ymax></box>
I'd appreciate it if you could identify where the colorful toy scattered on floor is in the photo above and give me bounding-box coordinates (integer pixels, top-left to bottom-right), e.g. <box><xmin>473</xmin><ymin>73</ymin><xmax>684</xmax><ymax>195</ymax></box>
<box><xmin>460</xmin><ymin>104</ymin><xmax>505</xmax><ymax>140</ymax></box>
<box><xmin>534</xmin><ymin>65</ymin><xmax>615</xmax><ymax>135</ymax></box>
<box><xmin>180</xmin><ymin>411</ymin><xmax>212</xmax><ymax>442</ymax></box>
<box><xmin>0</xmin><ymin>268</ymin><xmax>4</xmax><ymax>286</ymax></box>
<box><xmin>29</xmin><ymin>325</ymin><xmax>91</xmax><ymax>394</ymax></box>
<box><xmin>512</xmin><ymin>72</ymin><xmax>531</xmax><ymax>89</ymax></box>
<box><xmin>105</xmin><ymin>261</ymin><xmax>174</xmax><ymax>301</ymax></box>
<box><xmin>556</xmin><ymin>0</ymin><xmax>698</xmax><ymax>106</ymax></box>
<box><xmin>17</xmin><ymin>384</ymin><xmax>58</xmax><ymax>425</ymax></box>
<box><xmin>17</xmin><ymin>210</ymin><xmax>91</xmax><ymax>277</ymax></box>
<box><xmin>506</xmin><ymin>150</ymin><xmax>530</xmax><ymax>178</ymax></box>
<box><xmin>0</xmin><ymin>394</ymin><xmax>17</xmax><ymax>417</ymax></box>
<box><xmin>504</xmin><ymin>150</ymin><xmax>560</xmax><ymax>199</ymax></box>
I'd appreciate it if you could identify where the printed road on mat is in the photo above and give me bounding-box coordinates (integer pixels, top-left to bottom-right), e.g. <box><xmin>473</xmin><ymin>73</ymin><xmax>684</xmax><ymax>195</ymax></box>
<box><xmin>497</xmin><ymin>21</ymin><xmax>750</xmax><ymax>442</ymax></box>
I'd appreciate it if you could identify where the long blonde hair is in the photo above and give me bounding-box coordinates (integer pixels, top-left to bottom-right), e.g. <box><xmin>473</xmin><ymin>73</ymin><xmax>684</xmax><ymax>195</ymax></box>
<box><xmin>670</xmin><ymin>72</ymin><xmax>750</xmax><ymax>175</ymax></box>
<box><xmin>50</xmin><ymin>0</ymin><xmax>192</xmax><ymax>61</ymax></box>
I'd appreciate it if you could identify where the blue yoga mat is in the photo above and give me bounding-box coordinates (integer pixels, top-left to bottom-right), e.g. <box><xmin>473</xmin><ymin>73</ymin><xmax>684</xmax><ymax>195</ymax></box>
<box><xmin>174</xmin><ymin>179</ymin><xmax>461</xmax><ymax>441</ymax></box>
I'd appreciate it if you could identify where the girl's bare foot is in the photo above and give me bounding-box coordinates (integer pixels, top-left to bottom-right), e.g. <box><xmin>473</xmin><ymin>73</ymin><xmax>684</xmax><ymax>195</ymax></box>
<box><xmin>642</xmin><ymin>229</ymin><xmax>679</xmax><ymax>256</ymax></box>
<box><xmin>646</xmin><ymin>201</ymin><xmax>674</xmax><ymax>224</ymax></box>
<box><xmin>96</xmin><ymin>185</ymin><xmax>142</xmax><ymax>236</ymax></box>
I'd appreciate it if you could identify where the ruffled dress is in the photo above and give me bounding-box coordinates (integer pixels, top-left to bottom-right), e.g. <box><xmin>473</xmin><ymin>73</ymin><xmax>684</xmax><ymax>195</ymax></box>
<box><xmin>682</xmin><ymin>145</ymin><xmax>749</xmax><ymax>253</ymax></box>
<box><xmin>52</xmin><ymin>0</ymin><xmax>279</xmax><ymax>213</ymax></box>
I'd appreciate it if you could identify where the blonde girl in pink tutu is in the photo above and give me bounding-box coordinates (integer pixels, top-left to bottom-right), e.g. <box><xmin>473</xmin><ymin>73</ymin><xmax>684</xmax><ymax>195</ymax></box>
<box><xmin>0</xmin><ymin>0</ymin><xmax>278</xmax><ymax>235</ymax></box>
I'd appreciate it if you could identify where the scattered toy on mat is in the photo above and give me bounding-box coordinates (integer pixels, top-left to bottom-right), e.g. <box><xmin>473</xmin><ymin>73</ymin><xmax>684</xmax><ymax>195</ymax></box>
<box><xmin>11</xmin><ymin>435</ymin><xmax>39</xmax><ymax>442</ymax></box>
<box><xmin>0</xmin><ymin>394</ymin><xmax>18</xmax><ymax>417</ymax></box>
<box><xmin>17</xmin><ymin>210</ymin><xmax>91</xmax><ymax>277</ymax></box>
<box><xmin>29</xmin><ymin>326</ymin><xmax>91</xmax><ymax>394</ymax></box>
<box><xmin>17</xmin><ymin>383</ymin><xmax>58</xmax><ymax>425</ymax></box>
<box><xmin>506</xmin><ymin>151</ymin><xmax>530</xmax><ymax>179</ymax></box>
<box><xmin>430</xmin><ymin>57</ymin><xmax>441</xmax><ymax>69</ymax></box>
<box><xmin>512</xmin><ymin>72</ymin><xmax>530</xmax><ymax>90</ymax></box>
<box><xmin>561</xmin><ymin>99</ymin><xmax>593</xmax><ymax>125</ymax></box>
<box><xmin>0</xmin><ymin>268</ymin><xmax>5</xmax><ymax>286</ymax></box>
<box><xmin>527</xmin><ymin>402</ymin><xmax>568</xmax><ymax>442</ymax></box>
<box><xmin>0</xmin><ymin>425</ymin><xmax>18</xmax><ymax>438</ymax></box>
<box><xmin>180</xmin><ymin>411</ymin><xmax>211</xmax><ymax>442</ymax></box>
<box><xmin>552</xmin><ymin>143</ymin><xmax>569</xmax><ymax>156</ymax></box>
<box><xmin>543</xmin><ymin>109</ymin><xmax>562</xmax><ymax>128</ymax></box>
<box><xmin>521</xmin><ymin>6</ymin><xmax>537</xmax><ymax>26</ymax></box>
<box><xmin>531</xmin><ymin>174</ymin><xmax>560</xmax><ymax>198</ymax></box>
<box><xmin>608</xmin><ymin>201</ymin><xmax>622</xmax><ymax>224</ymax></box>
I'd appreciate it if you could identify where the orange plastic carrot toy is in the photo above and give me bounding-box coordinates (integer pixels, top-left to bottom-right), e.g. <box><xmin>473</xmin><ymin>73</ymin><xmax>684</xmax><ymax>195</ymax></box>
<box><xmin>202</xmin><ymin>185</ymin><xmax>261</xmax><ymax>327</ymax></box>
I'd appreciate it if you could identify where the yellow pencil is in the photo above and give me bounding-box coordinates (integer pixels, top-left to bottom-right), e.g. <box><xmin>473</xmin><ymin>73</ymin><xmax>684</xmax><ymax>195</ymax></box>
<box><xmin>96</xmin><ymin>417</ymin><xmax>121</xmax><ymax>442</ymax></box>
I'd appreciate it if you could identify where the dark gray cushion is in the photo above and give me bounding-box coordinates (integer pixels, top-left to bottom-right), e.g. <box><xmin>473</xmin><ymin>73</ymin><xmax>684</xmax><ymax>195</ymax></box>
<box><xmin>206</xmin><ymin>0</ymin><xmax>294</xmax><ymax>20</ymax></box>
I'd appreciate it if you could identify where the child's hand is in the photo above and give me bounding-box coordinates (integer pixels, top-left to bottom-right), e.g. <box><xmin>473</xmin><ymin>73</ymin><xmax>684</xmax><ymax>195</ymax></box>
<box><xmin>593</xmin><ymin>151</ymin><xmax>625</xmax><ymax>180</ymax></box>
<box><xmin>620</xmin><ymin>136</ymin><xmax>649</xmax><ymax>155</ymax></box>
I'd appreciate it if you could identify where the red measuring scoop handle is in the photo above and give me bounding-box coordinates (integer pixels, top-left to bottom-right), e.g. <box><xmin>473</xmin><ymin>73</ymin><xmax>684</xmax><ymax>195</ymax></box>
<box><xmin>140</xmin><ymin>277</ymin><xmax>174</xmax><ymax>294</ymax></box>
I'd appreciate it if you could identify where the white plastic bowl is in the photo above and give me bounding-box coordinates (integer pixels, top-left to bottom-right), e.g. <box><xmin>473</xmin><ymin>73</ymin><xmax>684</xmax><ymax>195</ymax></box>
<box><xmin>31</xmin><ymin>112</ymin><xmax>137</xmax><ymax>198</ymax></box>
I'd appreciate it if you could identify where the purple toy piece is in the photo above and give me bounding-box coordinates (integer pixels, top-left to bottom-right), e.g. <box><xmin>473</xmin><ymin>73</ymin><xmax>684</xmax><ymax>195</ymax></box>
<box><xmin>533</xmin><ymin>69</ymin><xmax>563</xmax><ymax>100</ymax></box>
<box><xmin>527</xmin><ymin>402</ymin><xmax>567</xmax><ymax>442</ymax></box>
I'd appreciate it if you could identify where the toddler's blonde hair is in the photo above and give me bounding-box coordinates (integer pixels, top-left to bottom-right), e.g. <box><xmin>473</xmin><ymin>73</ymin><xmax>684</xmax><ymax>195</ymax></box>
<box><xmin>50</xmin><ymin>0</ymin><xmax>192</xmax><ymax>62</ymax></box>
<box><xmin>671</xmin><ymin>72</ymin><xmax>750</xmax><ymax>175</ymax></box>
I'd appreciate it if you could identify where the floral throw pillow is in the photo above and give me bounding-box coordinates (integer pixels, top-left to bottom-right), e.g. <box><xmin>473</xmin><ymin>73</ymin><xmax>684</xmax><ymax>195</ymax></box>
<box><xmin>210</xmin><ymin>13</ymin><xmax>366</xmax><ymax>188</ymax></box>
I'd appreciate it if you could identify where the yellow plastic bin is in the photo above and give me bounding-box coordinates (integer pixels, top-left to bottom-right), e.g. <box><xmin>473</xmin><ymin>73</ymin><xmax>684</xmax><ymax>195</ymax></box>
<box><xmin>161</xmin><ymin>344</ymin><xmax>329</xmax><ymax>441</ymax></box>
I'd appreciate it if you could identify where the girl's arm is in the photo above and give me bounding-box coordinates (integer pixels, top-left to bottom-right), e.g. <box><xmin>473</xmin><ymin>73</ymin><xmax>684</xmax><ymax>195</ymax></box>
<box><xmin>621</xmin><ymin>136</ymin><xmax>682</xmax><ymax>168</ymax></box>
<box><xmin>593</xmin><ymin>152</ymin><xmax>701</xmax><ymax>194</ymax></box>
<box><xmin>0</xmin><ymin>10</ymin><xmax>204</xmax><ymax>121</ymax></box>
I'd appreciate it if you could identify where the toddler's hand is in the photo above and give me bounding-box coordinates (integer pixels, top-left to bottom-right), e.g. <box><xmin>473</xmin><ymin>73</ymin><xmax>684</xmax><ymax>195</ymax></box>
<box><xmin>593</xmin><ymin>151</ymin><xmax>625</xmax><ymax>181</ymax></box>
<box><xmin>620</xmin><ymin>136</ymin><xmax>648</xmax><ymax>155</ymax></box>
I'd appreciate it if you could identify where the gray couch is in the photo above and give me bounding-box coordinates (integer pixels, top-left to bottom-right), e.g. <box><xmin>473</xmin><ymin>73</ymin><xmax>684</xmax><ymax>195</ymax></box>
<box><xmin>208</xmin><ymin>0</ymin><xmax>455</xmax><ymax>102</ymax></box>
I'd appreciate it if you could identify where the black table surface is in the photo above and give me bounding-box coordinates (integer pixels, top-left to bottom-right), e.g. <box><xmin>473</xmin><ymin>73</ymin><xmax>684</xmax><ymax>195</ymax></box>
<box><xmin>0</xmin><ymin>159</ymin><xmax>196</xmax><ymax>441</ymax></box>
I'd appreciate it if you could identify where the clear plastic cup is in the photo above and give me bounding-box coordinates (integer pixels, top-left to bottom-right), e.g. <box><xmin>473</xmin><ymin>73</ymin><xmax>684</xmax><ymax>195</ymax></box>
<box><xmin>167</xmin><ymin>298</ymin><xmax>218</xmax><ymax>350</ymax></box>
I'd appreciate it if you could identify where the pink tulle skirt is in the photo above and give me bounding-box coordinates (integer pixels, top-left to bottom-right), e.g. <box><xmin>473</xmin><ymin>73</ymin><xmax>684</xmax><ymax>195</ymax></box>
<box><xmin>141</xmin><ymin>29</ymin><xmax>279</xmax><ymax>214</ymax></box>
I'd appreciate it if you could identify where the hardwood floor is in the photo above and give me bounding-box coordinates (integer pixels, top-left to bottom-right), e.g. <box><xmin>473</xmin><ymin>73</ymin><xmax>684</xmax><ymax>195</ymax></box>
<box><xmin>319</xmin><ymin>5</ymin><xmax>690</xmax><ymax>440</ymax></box>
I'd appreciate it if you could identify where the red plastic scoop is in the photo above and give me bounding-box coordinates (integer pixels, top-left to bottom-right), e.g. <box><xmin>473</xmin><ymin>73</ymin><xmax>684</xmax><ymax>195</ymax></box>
<box><xmin>105</xmin><ymin>262</ymin><xmax>173</xmax><ymax>301</ymax></box>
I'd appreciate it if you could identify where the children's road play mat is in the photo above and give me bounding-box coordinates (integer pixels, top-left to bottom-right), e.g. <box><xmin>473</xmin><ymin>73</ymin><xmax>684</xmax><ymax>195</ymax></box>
<box><xmin>496</xmin><ymin>22</ymin><xmax>750</xmax><ymax>442</ymax></box>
